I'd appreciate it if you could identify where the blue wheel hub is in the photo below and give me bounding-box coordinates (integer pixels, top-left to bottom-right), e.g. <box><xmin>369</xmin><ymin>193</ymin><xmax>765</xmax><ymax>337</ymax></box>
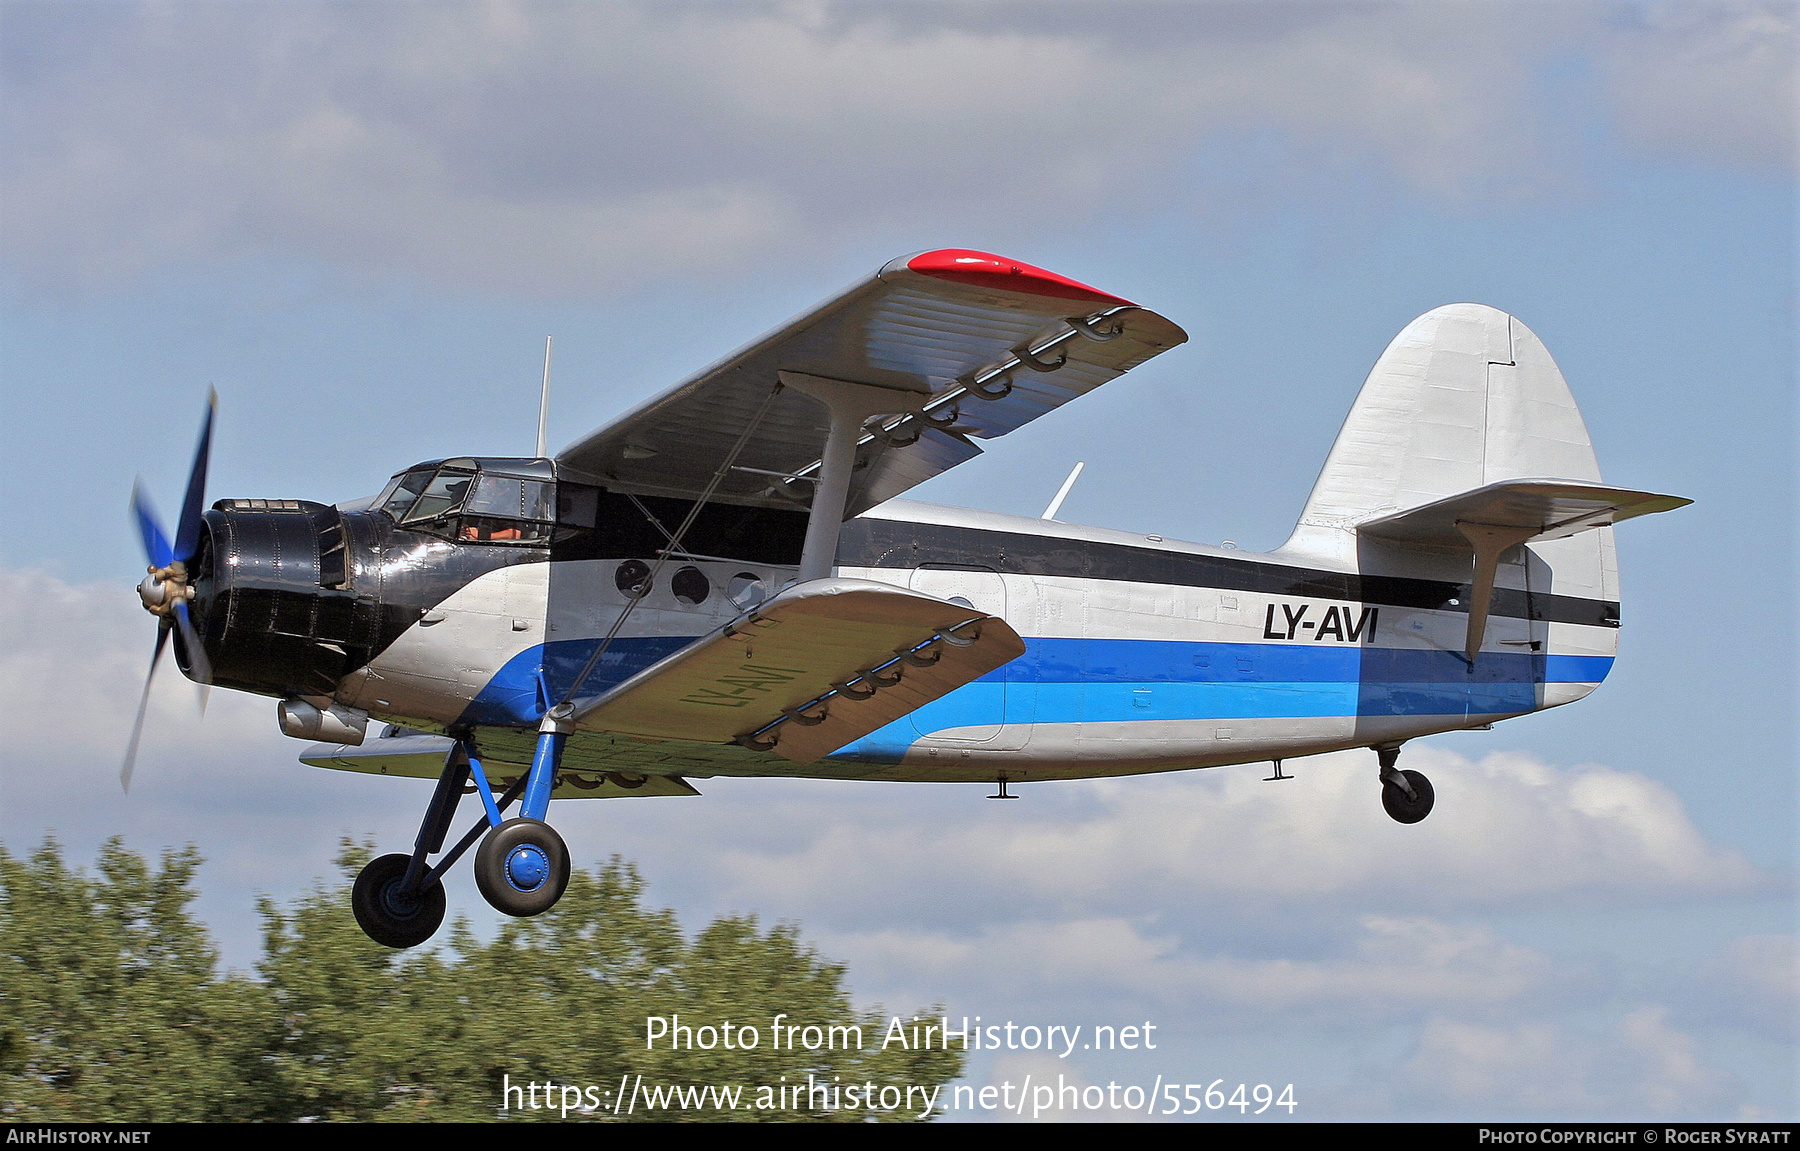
<box><xmin>504</xmin><ymin>844</ymin><xmax>551</xmax><ymax>892</ymax></box>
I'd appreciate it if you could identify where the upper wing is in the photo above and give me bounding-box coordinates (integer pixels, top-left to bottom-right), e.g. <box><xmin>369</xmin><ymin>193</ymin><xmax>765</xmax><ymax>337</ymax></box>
<box><xmin>557</xmin><ymin>250</ymin><xmax>1187</xmax><ymax>518</ymax></box>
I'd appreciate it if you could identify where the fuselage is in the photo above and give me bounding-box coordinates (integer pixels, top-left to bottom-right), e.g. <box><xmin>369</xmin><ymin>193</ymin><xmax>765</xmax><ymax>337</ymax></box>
<box><xmin>186</xmin><ymin>462</ymin><xmax>1619</xmax><ymax>787</ymax></box>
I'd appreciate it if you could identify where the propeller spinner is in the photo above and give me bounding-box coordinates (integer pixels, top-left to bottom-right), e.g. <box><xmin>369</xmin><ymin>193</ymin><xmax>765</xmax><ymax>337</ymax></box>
<box><xmin>122</xmin><ymin>390</ymin><xmax>217</xmax><ymax>791</ymax></box>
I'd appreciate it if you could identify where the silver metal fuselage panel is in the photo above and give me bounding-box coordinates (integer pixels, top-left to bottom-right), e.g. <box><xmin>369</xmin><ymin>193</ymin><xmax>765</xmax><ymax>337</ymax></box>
<box><xmin>332</xmin><ymin>500</ymin><xmax>1618</xmax><ymax>785</ymax></box>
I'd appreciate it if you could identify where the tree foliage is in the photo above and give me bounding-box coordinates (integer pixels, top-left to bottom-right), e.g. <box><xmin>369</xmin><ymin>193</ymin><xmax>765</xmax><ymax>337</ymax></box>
<box><xmin>0</xmin><ymin>838</ymin><xmax>961</xmax><ymax>1122</ymax></box>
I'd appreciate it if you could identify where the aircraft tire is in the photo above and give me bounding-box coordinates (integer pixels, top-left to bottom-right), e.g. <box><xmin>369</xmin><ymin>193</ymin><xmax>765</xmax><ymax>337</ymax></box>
<box><xmin>352</xmin><ymin>853</ymin><xmax>447</xmax><ymax>949</ymax></box>
<box><xmin>1381</xmin><ymin>769</ymin><xmax>1435</xmax><ymax>824</ymax></box>
<box><xmin>475</xmin><ymin>818</ymin><xmax>571</xmax><ymax>918</ymax></box>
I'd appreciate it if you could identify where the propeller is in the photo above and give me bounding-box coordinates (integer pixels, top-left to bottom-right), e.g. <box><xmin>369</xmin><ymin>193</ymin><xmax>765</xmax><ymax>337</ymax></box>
<box><xmin>122</xmin><ymin>390</ymin><xmax>217</xmax><ymax>791</ymax></box>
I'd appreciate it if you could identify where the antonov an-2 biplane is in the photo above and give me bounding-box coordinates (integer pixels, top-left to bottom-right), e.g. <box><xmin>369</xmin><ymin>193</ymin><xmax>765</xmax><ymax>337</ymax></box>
<box><xmin>126</xmin><ymin>249</ymin><xmax>1689</xmax><ymax>947</ymax></box>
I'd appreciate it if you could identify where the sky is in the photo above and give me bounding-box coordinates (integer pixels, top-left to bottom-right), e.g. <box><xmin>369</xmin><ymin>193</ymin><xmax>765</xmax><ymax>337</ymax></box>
<box><xmin>0</xmin><ymin>0</ymin><xmax>1794</xmax><ymax>1123</ymax></box>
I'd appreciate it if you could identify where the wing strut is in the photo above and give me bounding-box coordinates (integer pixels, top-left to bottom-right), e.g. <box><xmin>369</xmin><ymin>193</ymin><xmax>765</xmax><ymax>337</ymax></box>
<box><xmin>778</xmin><ymin>371</ymin><xmax>927</xmax><ymax>581</ymax></box>
<box><xmin>552</xmin><ymin>384</ymin><xmax>787</xmax><ymax>713</ymax></box>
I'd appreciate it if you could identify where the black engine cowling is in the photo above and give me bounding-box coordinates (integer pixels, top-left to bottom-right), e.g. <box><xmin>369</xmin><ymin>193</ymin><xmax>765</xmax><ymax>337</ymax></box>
<box><xmin>190</xmin><ymin>500</ymin><xmax>544</xmax><ymax>700</ymax></box>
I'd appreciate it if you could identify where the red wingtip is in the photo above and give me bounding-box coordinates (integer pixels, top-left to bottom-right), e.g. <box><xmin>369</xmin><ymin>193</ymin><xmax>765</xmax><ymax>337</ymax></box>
<box><xmin>905</xmin><ymin>249</ymin><xmax>1134</xmax><ymax>307</ymax></box>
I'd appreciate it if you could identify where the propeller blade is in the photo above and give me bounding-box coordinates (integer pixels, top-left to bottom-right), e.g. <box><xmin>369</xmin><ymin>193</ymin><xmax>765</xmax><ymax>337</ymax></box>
<box><xmin>172</xmin><ymin>389</ymin><xmax>216</xmax><ymax>565</ymax></box>
<box><xmin>130</xmin><ymin>482</ymin><xmax>174</xmax><ymax>570</ymax></box>
<box><xmin>121</xmin><ymin>626</ymin><xmax>171</xmax><ymax>792</ymax></box>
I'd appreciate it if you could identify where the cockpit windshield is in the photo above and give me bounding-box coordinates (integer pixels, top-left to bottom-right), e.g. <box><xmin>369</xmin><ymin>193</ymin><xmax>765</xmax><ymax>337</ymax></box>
<box><xmin>378</xmin><ymin>467</ymin><xmax>436</xmax><ymax>519</ymax></box>
<box><xmin>402</xmin><ymin>468</ymin><xmax>476</xmax><ymax>524</ymax></box>
<box><xmin>375</xmin><ymin>459</ymin><xmax>560</xmax><ymax>545</ymax></box>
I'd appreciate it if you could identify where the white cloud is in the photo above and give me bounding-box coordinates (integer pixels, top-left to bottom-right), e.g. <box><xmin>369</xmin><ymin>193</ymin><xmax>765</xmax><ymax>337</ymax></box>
<box><xmin>8</xmin><ymin>1</ymin><xmax>1784</xmax><ymax>296</ymax></box>
<box><xmin>702</xmin><ymin>744</ymin><xmax>1766</xmax><ymax>925</ymax></box>
<box><xmin>0</xmin><ymin>568</ymin><xmax>288</xmax><ymax>786</ymax></box>
<box><xmin>1402</xmin><ymin>1007</ymin><xmax>1735</xmax><ymax>1118</ymax></box>
<box><xmin>1601</xmin><ymin>2</ymin><xmax>1797</xmax><ymax>172</ymax></box>
<box><xmin>825</xmin><ymin>914</ymin><xmax>1555</xmax><ymax>1027</ymax></box>
<box><xmin>1679</xmin><ymin>933</ymin><xmax>1800</xmax><ymax>1043</ymax></box>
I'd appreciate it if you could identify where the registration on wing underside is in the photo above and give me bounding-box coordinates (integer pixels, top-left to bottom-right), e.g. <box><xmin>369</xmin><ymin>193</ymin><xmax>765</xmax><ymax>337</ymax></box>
<box><xmin>572</xmin><ymin>577</ymin><xmax>1024</xmax><ymax>763</ymax></box>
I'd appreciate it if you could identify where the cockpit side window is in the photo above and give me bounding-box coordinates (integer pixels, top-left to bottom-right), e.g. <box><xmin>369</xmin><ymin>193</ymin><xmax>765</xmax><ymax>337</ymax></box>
<box><xmin>455</xmin><ymin>475</ymin><xmax>556</xmax><ymax>544</ymax></box>
<box><xmin>464</xmin><ymin>476</ymin><xmax>555</xmax><ymax>522</ymax></box>
<box><xmin>379</xmin><ymin>460</ymin><xmax>561</xmax><ymax>546</ymax></box>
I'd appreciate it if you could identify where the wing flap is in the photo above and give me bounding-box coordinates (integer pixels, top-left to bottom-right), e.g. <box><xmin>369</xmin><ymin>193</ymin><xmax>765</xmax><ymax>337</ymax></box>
<box><xmin>572</xmin><ymin>577</ymin><xmax>1025</xmax><ymax>763</ymax></box>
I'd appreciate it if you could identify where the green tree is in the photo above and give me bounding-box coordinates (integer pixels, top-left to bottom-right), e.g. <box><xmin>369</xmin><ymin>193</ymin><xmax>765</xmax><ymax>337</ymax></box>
<box><xmin>2</xmin><ymin>837</ymin><xmax>963</xmax><ymax>1122</ymax></box>
<box><xmin>0</xmin><ymin>838</ymin><xmax>276</xmax><ymax>1121</ymax></box>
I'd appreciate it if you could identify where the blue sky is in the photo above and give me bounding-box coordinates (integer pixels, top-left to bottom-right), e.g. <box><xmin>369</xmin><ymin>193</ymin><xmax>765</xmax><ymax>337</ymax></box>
<box><xmin>1</xmin><ymin>0</ymin><xmax>1794</xmax><ymax>1121</ymax></box>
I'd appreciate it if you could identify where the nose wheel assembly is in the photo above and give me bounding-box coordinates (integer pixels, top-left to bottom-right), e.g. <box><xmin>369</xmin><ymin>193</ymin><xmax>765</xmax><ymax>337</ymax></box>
<box><xmin>352</xmin><ymin>709</ymin><xmax>578</xmax><ymax>948</ymax></box>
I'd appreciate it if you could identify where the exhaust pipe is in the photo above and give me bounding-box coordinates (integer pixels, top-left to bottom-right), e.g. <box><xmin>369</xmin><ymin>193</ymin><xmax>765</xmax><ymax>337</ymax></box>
<box><xmin>278</xmin><ymin>699</ymin><xmax>370</xmax><ymax>745</ymax></box>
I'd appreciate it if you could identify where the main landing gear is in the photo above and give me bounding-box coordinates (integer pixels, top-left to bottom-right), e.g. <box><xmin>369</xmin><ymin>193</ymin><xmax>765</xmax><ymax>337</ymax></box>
<box><xmin>473</xmin><ymin>818</ymin><xmax>570</xmax><ymax>918</ymax></box>
<box><xmin>1375</xmin><ymin>743</ymin><xmax>1434</xmax><ymax>825</ymax></box>
<box><xmin>352</xmin><ymin>706</ymin><xmax>578</xmax><ymax>948</ymax></box>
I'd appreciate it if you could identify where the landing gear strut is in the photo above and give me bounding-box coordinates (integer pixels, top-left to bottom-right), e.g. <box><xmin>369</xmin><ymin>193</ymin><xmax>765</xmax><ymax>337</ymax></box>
<box><xmin>1376</xmin><ymin>744</ymin><xmax>1434</xmax><ymax>824</ymax></box>
<box><xmin>350</xmin><ymin>707</ymin><xmax>577</xmax><ymax>948</ymax></box>
<box><xmin>470</xmin><ymin>705</ymin><xmax>576</xmax><ymax>917</ymax></box>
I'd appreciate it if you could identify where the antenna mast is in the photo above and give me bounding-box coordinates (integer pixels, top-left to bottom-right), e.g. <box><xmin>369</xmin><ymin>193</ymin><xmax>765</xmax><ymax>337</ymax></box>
<box><xmin>1042</xmin><ymin>461</ymin><xmax>1086</xmax><ymax>520</ymax></box>
<box><xmin>535</xmin><ymin>336</ymin><xmax>553</xmax><ymax>458</ymax></box>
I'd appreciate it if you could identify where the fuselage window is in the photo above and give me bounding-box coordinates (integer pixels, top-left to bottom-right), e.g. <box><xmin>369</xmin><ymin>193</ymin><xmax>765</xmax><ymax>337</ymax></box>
<box><xmin>727</xmin><ymin>573</ymin><xmax>767</xmax><ymax>610</ymax></box>
<box><xmin>672</xmin><ymin>566</ymin><xmax>710</xmax><ymax>607</ymax></box>
<box><xmin>616</xmin><ymin>560</ymin><xmax>651</xmax><ymax>598</ymax></box>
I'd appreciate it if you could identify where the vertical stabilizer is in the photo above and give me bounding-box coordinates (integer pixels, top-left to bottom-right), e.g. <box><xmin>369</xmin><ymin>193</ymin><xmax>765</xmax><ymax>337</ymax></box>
<box><xmin>1281</xmin><ymin>304</ymin><xmax>1634</xmax><ymax>709</ymax></box>
<box><xmin>1281</xmin><ymin>304</ymin><xmax>1602</xmax><ymax>564</ymax></box>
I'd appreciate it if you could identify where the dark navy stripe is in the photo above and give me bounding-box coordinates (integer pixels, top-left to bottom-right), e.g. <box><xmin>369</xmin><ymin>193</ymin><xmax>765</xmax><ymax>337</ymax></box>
<box><xmin>838</xmin><ymin>518</ymin><xmax>1620</xmax><ymax>629</ymax></box>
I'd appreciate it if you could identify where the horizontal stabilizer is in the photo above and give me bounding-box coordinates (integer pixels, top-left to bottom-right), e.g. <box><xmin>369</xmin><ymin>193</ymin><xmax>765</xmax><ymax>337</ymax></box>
<box><xmin>573</xmin><ymin>577</ymin><xmax>1026</xmax><ymax>764</ymax></box>
<box><xmin>1359</xmin><ymin>479</ymin><xmax>1690</xmax><ymax>663</ymax></box>
<box><xmin>299</xmin><ymin>731</ymin><xmax>700</xmax><ymax>799</ymax></box>
<box><xmin>1359</xmin><ymin>480</ymin><xmax>1692</xmax><ymax>549</ymax></box>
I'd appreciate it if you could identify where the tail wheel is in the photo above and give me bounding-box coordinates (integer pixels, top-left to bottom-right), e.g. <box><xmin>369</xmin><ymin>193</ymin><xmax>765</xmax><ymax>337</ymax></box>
<box><xmin>1381</xmin><ymin>769</ymin><xmax>1435</xmax><ymax>824</ymax></box>
<box><xmin>474</xmin><ymin>818</ymin><xmax>571</xmax><ymax>917</ymax></box>
<box><xmin>352</xmin><ymin>853</ymin><xmax>447</xmax><ymax>948</ymax></box>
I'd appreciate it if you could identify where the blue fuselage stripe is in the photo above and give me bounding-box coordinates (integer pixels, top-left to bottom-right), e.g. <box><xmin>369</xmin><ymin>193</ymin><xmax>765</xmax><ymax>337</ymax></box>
<box><xmin>457</xmin><ymin>635</ymin><xmax>1614</xmax><ymax>731</ymax></box>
